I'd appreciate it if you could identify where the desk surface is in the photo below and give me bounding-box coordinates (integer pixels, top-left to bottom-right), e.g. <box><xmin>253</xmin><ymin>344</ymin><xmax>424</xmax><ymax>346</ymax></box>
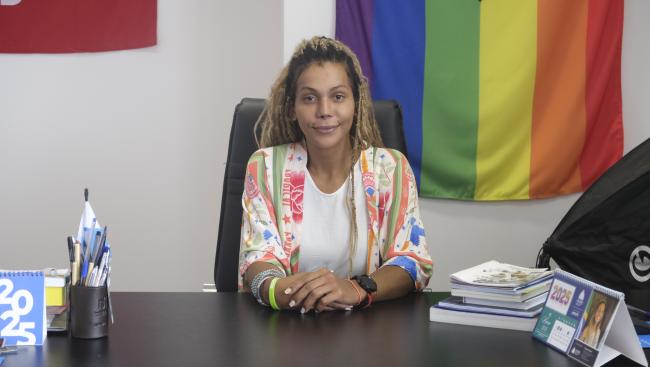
<box><xmin>3</xmin><ymin>292</ymin><xmax>646</xmax><ymax>367</ymax></box>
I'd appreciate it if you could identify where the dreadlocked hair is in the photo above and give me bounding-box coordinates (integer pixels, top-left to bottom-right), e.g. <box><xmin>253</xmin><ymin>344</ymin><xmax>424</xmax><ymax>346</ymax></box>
<box><xmin>254</xmin><ymin>36</ymin><xmax>383</xmax><ymax>277</ymax></box>
<box><xmin>255</xmin><ymin>36</ymin><xmax>383</xmax><ymax>150</ymax></box>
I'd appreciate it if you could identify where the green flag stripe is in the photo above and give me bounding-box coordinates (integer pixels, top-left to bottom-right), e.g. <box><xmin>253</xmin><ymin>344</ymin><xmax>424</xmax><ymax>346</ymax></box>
<box><xmin>420</xmin><ymin>1</ymin><xmax>480</xmax><ymax>199</ymax></box>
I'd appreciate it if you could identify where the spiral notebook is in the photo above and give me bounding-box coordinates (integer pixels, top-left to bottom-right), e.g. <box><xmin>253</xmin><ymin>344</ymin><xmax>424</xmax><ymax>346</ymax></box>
<box><xmin>0</xmin><ymin>271</ymin><xmax>47</xmax><ymax>346</ymax></box>
<box><xmin>532</xmin><ymin>269</ymin><xmax>647</xmax><ymax>367</ymax></box>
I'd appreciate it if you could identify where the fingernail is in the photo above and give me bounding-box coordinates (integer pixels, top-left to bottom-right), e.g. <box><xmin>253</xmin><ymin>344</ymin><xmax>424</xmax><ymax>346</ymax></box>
<box><xmin>284</xmin><ymin>288</ymin><xmax>292</xmax><ymax>295</ymax></box>
<box><xmin>300</xmin><ymin>307</ymin><xmax>306</xmax><ymax>314</ymax></box>
<box><xmin>345</xmin><ymin>306</ymin><xmax>353</xmax><ymax>311</ymax></box>
<box><xmin>289</xmin><ymin>300</ymin><xmax>296</xmax><ymax>307</ymax></box>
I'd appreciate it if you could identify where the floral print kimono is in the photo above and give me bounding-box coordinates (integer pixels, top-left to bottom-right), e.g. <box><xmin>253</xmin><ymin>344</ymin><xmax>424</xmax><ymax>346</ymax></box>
<box><xmin>239</xmin><ymin>142</ymin><xmax>433</xmax><ymax>290</ymax></box>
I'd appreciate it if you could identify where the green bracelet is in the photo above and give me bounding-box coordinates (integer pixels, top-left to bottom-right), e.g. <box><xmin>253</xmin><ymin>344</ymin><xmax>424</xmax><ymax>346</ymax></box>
<box><xmin>268</xmin><ymin>277</ymin><xmax>280</xmax><ymax>311</ymax></box>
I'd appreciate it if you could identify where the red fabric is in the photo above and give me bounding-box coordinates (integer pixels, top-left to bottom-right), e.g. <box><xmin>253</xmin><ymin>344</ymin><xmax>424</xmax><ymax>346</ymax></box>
<box><xmin>581</xmin><ymin>0</ymin><xmax>624</xmax><ymax>188</ymax></box>
<box><xmin>0</xmin><ymin>0</ymin><xmax>156</xmax><ymax>53</ymax></box>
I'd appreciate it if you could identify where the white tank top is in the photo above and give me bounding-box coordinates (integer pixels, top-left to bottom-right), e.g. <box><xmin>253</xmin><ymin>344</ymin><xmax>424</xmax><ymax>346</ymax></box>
<box><xmin>299</xmin><ymin>161</ymin><xmax>368</xmax><ymax>278</ymax></box>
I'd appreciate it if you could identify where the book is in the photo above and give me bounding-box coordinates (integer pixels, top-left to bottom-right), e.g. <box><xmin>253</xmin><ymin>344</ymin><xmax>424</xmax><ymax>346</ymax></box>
<box><xmin>533</xmin><ymin>269</ymin><xmax>647</xmax><ymax>367</ymax></box>
<box><xmin>430</xmin><ymin>305</ymin><xmax>538</xmax><ymax>332</ymax></box>
<box><xmin>450</xmin><ymin>260</ymin><xmax>553</xmax><ymax>288</ymax></box>
<box><xmin>463</xmin><ymin>292</ymin><xmax>548</xmax><ymax>310</ymax></box>
<box><xmin>438</xmin><ymin>296</ymin><xmax>544</xmax><ymax>318</ymax></box>
<box><xmin>432</xmin><ymin>261</ymin><xmax>552</xmax><ymax>332</ymax></box>
<box><xmin>0</xmin><ymin>270</ymin><xmax>47</xmax><ymax>346</ymax></box>
<box><xmin>451</xmin><ymin>280</ymin><xmax>551</xmax><ymax>302</ymax></box>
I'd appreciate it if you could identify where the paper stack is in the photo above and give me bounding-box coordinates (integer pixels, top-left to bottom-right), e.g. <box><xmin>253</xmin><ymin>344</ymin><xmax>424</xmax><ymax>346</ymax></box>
<box><xmin>430</xmin><ymin>261</ymin><xmax>553</xmax><ymax>331</ymax></box>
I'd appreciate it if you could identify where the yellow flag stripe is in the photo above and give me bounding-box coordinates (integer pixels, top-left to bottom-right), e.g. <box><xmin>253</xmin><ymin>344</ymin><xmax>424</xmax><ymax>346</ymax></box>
<box><xmin>476</xmin><ymin>1</ymin><xmax>537</xmax><ymax>200</ymax></box>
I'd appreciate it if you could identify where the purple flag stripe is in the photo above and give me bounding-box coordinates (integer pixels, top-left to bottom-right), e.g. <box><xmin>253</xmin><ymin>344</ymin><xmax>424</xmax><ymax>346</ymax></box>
<box><xmin>335</xmin><ymin>0</ymin><xmax>374</xmax><ymax>88</ymax></box>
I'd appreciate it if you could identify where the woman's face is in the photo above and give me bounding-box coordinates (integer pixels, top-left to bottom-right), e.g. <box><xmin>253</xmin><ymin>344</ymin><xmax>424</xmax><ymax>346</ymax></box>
<box><xmin>292</xmin><ymin>62</ymin><xmax>355</xmax><ymax>154</ymax></box>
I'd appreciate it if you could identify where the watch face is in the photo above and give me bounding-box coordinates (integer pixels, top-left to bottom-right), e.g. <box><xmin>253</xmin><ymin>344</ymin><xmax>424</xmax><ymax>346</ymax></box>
<box><xmin>357</xmin><ymin>275</ymin><xmax>377</xmax><ymax>293</ymax></box>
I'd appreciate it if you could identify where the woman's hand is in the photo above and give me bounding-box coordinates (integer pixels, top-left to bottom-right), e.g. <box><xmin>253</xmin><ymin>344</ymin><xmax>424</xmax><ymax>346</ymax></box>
<box><xmin>260</xmin><ymin>271</ymin><xmax>329</xmax><ymax>310</ymax></box>
<box><xmin>261</xmin><ymin>272</ymin><xmax>309</xmax><ymax>310</ymax></box>
<box><xmin>280</xmin><ymin>269</ymin><xmax>363</xmax><ymax>313</ymax></box>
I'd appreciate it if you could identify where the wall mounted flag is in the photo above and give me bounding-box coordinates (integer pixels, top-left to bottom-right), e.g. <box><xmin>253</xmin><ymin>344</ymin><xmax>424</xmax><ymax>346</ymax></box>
<box><xmin>337</xmin><ymin>0</ymin><xmax>624</xmax><ymax>200</ymax></box>
<box><xmin>0</xmin><ymin>0</ymin><xmax>156</xmax><ymax>53</ymax></box>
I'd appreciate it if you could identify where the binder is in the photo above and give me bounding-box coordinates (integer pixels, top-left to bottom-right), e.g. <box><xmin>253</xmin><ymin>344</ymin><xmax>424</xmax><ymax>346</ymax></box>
<box><xmin>533</xmin><ymin>269</ymin><xmax>647</xmax><ymax>367</ymax></box>
<box><xmin>0</xmin><ymin>270</ymin><xmax>47</xmax><ymax>346</ymax></box>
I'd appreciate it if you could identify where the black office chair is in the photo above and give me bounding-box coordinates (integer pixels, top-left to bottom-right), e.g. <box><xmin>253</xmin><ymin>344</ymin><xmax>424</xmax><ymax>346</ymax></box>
<box><xmin>214</xmin><ymin>98</ymin><xmax>408</xmax><ymax>292</ymax></box>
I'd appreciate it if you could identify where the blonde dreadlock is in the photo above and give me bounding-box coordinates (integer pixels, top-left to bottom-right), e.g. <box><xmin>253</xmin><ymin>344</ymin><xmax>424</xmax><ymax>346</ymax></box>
<box><xmin>254</xmin><ymin>36</ymin><xmax>383</xmax><ymax>276</ymax></box>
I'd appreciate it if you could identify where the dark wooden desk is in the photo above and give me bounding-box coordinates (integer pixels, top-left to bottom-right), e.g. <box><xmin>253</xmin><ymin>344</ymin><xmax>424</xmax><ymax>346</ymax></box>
<box><xmin>3</xmin><ymin>292</ymin><xmax>645</xmax><ymax>367</ymax></box>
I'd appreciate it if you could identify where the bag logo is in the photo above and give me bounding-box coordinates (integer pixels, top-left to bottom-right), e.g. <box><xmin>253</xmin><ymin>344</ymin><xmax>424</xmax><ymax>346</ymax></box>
<box><xmin>630</xmin><ymin>245</ymin><xmax>650</xmax><ymax>282</ymax></box>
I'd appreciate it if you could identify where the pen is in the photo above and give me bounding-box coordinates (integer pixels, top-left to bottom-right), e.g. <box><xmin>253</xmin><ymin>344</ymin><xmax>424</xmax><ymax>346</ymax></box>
<box><xmin>85</xmin><ymin>230</ymin><xmax>102</xmax><ymax>286</ymax></box>
<box><xmin>87</xmin><ymin>267</ymin><xmax>98</xmax><ymax>287</ymax></box>
<box><xmin>97</xmin><ymin>268</ymin><xmax>108</xmax><ymax>288</ymax></box>
<box><xmin>106</xmin><ymin>252</ymin><xmax>114</xmax><ymax>323</ymax></box>
<box><xmin>67</xmin><ymin>236</ymin><xmax>74</xmax><ymax>263</ymax></box>
<box><xmin>91</xmin><ymin>227</ymin><xmax>99</xmax><ymax>256</ymax></box>
<box><xmin>72</xmin><ymin>241</ymin><xmax>81</xmax><ymax>286</ymax></box>
<box><xmin>95</xmin><ymin>247</ymin><xmax>111</xmax><ymax>287</ymax></box>
<box><xmin>67</xmin><ymin>236</ymin><xmax>75</xmax><ymax>278</ymax></box>
<box><xmin>80</xmin><ymin>246</ymin><xmax>89</xmax><ymax>286</ymax></box>
<box><xmin>93</xmin><ymin>227</ymin><xmax>107</xmax><ymax>266</ymax></box>
<box><xmin>93</xmin><ymin>249</ymin><xmax>107</xmax><ymax>287</ymax></box>
<box><xmin>89</xmin><ymin>227</ymin><xmax>106</xmax><ymax>286</ymax></box>
<box><xmin>81</xmin><ymin>219</ymin><xmax>96</xmax><ymax>285</ymax></box>
<box><xmin>79</xmin><ymin>219</ymin><xmax>93</xmax><ymax>277</ymax></box>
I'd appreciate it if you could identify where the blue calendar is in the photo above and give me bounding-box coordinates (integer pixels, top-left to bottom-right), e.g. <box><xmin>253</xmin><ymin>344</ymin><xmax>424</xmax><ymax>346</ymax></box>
<box><xmin>0</xmin><ymin>271</ymin><xmax>46</xmax><ymax>346</ymax></box>
<box><xmin>533</xmin><ymin>269</ymin><xmax>646</xmax><ymax>367</ymax></box>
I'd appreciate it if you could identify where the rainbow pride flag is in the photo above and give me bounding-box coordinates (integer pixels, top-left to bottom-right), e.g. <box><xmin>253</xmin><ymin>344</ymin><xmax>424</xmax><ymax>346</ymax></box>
<box><xmin>336</xmin><ymin>0</ymin><xmax>624</xmax><ymax>200</ymax></box>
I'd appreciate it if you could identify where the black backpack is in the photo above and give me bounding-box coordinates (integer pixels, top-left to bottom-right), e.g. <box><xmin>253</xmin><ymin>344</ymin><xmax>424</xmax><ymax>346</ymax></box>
<box><xmin>537</xmin><ymin>138</ymin><xmax>650</xmax><ymax>310</ymax></box>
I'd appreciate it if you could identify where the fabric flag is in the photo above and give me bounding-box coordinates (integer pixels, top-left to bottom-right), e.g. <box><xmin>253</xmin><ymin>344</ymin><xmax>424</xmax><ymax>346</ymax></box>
<box><xmin>336</xmin><ymin>0</ymin><xmax>624</xmax><ymax>200</ymax></box>
<box><xmin>0</xmin><ymin>0</ymin><xmax>156</xmax><ymax>53</ymax></box>
<box><xmin>76</xmin><ymin>195</ymin><xmax>104</xmax><ymax>286</ymax></box>
<box><xmin>77</xmin><ymin>199</ymin><xmax>99</xmax><ymax>248</ymax></box>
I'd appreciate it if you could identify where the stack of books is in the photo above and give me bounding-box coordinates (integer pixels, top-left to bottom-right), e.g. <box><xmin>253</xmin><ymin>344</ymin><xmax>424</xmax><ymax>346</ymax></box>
<box><xmin>45</xmin><ymin>268</ymin><xmax>70</xmax><ymax>332</ymax></box>
<box><xmin>430</xmin><ymin>261</ymin><xmax>553</xmax><ymax>331</ymax></box>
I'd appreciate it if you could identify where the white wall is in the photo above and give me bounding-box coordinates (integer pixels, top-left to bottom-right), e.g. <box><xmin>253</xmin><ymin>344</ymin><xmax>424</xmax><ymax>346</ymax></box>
<box><xmin>0</xmin><ymin>0</ymin><xmax>283</xmax><ymax>291</ymax></box>
<box><xmin>284</xmin><ymin>0</ymin><xmax>650</xmax><ymax>291</ymax></box>
<box><xmin>283</xmin><ymin>0</ymin><xmax>335</xmax><ymax>63</ymax></box>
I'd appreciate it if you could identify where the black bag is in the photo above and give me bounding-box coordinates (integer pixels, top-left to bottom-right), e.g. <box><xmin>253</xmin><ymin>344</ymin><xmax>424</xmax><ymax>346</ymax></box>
<box><xmin>537</xmin><ymin>138</ymin><xmax>650</xmax><ymax>309</ymax></box>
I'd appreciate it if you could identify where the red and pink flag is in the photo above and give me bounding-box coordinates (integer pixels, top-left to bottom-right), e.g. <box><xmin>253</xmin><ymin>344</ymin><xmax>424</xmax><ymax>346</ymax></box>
<box><xmin>0</xmin><ymin>0</ymin><xmax>157</xmax><ymax>53</ymax></box>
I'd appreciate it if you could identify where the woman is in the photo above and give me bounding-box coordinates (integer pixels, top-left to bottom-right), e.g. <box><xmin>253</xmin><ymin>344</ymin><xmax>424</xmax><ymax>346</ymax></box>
<box><xmin>579</xmin><ymin>300</ymin><xmax>607</xmax><ymax>347</ymax></box>
<box><xmin>239</xmin><ymin>36</ymin><xmax>432</xmax><ymax>313</ymax></box>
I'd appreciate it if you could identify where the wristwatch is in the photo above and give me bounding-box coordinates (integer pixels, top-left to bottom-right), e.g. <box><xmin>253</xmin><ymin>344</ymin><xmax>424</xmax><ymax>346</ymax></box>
<box><xmin>352</xmin><ymin>275</ymin><xmax>377</xmax><ymax>309</ymax></box>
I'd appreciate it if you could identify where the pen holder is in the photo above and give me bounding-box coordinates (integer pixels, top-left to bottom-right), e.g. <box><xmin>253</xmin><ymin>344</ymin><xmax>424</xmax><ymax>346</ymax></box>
<box><xmin>70</xmin><ymin>285</ymin><xmax>109</xmax><ymax>339</ymax></box>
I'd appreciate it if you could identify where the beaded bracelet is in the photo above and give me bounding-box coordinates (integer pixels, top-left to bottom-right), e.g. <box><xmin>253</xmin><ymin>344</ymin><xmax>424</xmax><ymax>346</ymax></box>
<box><xmin>250</xmin><ymin>268</ymin><xmax>284</xmax><ymax>306</ymax></box>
